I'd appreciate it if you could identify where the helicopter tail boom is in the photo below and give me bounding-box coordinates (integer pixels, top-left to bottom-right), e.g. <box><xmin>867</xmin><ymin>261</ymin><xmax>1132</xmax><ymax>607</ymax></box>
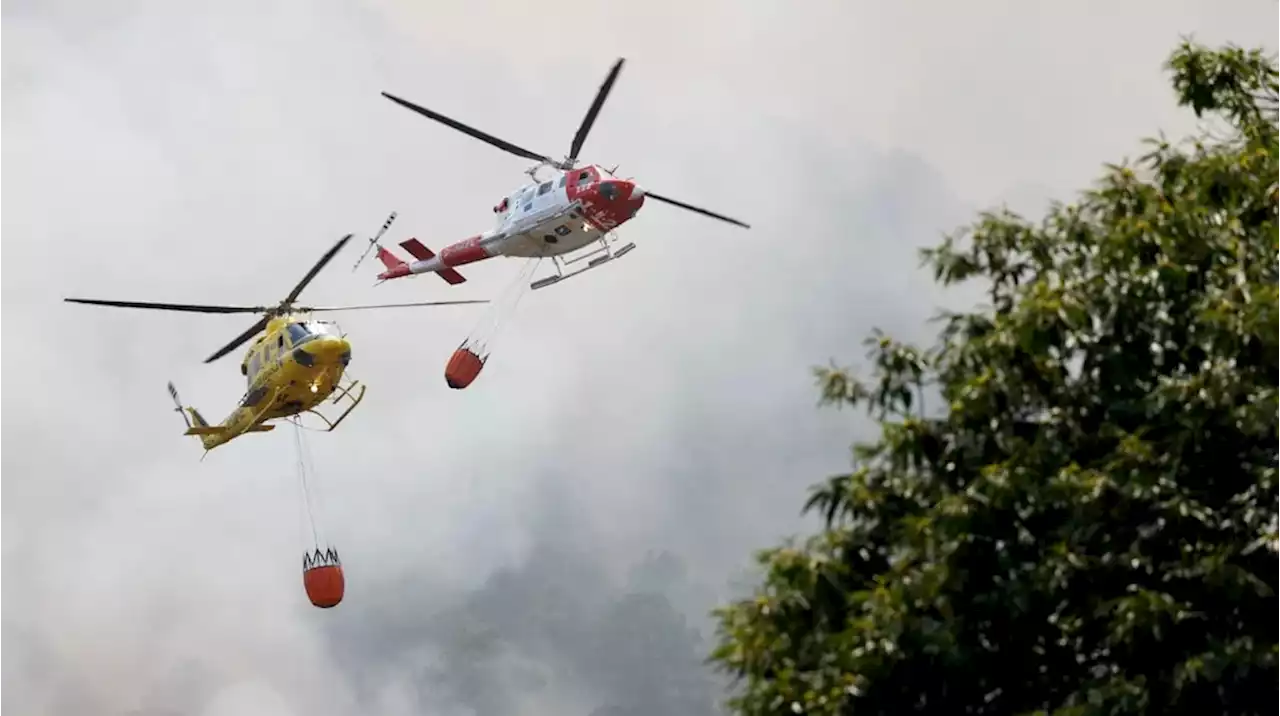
<box><xmin>182</xmin><ymin>411</ymin><xmax>276</xmax><ymax>455</ymax></box>
<box><xmin>183</xmin><ymin>423</ymin><xmax>275</xmax><ymax>436</ymax></box>
<box><xmin>168</xmin><ymin>381</ymin><xmax>274</xmax><ymax>452</ymax></box>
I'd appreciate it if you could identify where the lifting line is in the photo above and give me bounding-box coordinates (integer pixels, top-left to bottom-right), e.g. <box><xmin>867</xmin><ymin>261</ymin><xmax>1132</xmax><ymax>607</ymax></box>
<box><xmin>465</xmin><ymin>257</ymin><xmax>543</xmax><ymax>354</ymax></box>
<box><xmin>290</xmin><ymin>417</ymin><xmax>321</xmax><ymax>548</ymax></box>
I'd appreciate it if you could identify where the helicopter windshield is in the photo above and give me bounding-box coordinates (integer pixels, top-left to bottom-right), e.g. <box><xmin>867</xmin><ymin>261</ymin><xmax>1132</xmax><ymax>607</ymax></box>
<box><xmin>287</xmin><ymin>323</ymin><xmax>312</xmax><ymax>344</ymax></box>
<box><xmin>287</xmin><ymin>321</ymin><xmax>337</xmax><ymax>346</ymax></box>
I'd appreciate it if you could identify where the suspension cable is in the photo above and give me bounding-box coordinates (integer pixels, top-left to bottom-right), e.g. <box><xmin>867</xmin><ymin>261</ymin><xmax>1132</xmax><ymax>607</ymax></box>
<box><xmin>291</xmin><ymin>418</ymin><xmax>320</xmax><ymax>547</ymax></box>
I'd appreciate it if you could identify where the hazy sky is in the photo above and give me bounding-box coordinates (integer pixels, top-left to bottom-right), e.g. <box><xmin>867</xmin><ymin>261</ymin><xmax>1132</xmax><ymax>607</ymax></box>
<box><xmin>4</xmin><ymin>1</ymin><xmax>1277</xmax><ymax>714</ymax></box>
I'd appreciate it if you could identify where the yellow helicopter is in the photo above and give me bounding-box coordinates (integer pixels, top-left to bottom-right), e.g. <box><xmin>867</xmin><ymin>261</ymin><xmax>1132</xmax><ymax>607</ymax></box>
<box><xmin>65</xmin><ymin>234</ymin><xmax>487</xmax><ymax>453</ymax></box>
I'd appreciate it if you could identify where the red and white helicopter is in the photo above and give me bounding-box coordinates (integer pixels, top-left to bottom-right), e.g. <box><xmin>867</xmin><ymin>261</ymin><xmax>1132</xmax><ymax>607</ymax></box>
<box><xmin>357</xmin><ymin>58</ymin><xmax>750</xmax><ymax>291</ymax></box>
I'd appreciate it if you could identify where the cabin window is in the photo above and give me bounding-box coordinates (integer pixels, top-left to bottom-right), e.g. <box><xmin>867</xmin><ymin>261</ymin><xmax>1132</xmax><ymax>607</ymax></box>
<box><xmin>522</xmin><ymin>202</ymin><xmax>533</xmax><ymax>213</ymax></box>
<box><xmin>249</xmin><ymin>355</ymin><xmax>261</xmax><ymax>377</ymax></box>
<box><xmin>277</xmin><ymin>335</ymin><xmax>285</xmax><ymax>349</ymax></box>
<box><xmin>599</xmin><ymin>181</ymin><xmax>619</xmax><ymax>200</ymax></box>
<box><xmin>578</xmin><ymin>170</ymin><xmax>591</xmax><ymax>183</ymax></box>
<box><xmin>537</xmin><ymin>181</ymin><xmax>552</xmax><ymax>195</ymax></box>
<box><xmin>558</xmin><ymin>175</ymin><xmax>567</xmax><ymax>188</ymax></box>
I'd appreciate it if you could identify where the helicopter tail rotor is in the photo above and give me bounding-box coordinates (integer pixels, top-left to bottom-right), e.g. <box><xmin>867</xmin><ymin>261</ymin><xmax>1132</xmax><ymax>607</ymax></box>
<box><xmin>167</xmin><ymin>382</ymin><xmax>193</xmax><ymax>429</ymax></box>
<box><xmin>352</xmin><ymin>211</ymin><xmax>398</xmax><ymax>273</ymax></box>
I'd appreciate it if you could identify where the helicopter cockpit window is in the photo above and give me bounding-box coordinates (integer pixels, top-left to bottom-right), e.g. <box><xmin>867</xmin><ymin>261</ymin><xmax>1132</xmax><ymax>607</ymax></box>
<box><xmin>558</xmin><ymin>174</ymin><xmax>567</xmax><ymax>188</ymax></box>
<box><xmin>537</xmin><ymin>181</ymin><xmax>552</xmax><ymax>195</ymax></box>
<box><xmin>598</xmin><ymin>181</ymin><xmax>619</xmax><ymax>200</ymax></box>
<box><xmin>578</xmin><ymin>170</ymin><xmax>592</xmax><ymax>183</ymax></box>
<box><xmin>287</xmin><ymin>323</ymin><xmax>312</xmax><ymax>345</ymax></box>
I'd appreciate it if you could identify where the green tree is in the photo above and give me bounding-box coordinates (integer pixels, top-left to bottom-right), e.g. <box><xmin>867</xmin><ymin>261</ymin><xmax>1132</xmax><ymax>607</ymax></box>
<box><xmin>711</xmin><ymin>40</ymin><xmax>1278</xmax><ymax>716</ymax></box>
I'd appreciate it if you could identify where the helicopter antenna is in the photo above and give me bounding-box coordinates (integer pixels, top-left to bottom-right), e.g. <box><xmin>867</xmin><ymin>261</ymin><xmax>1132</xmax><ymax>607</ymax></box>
<box><xmin>352</xmin><ymin>211</ymin><xmax>398</xmax><ymax>272</ymax></box>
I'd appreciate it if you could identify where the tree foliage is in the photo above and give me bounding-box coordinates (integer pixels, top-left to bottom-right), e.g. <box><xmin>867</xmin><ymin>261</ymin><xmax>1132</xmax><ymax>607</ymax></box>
<box><xmin>711</xmin><ymin>40</ymin><xmax>1278</xmax><ymax>716</ymax></box>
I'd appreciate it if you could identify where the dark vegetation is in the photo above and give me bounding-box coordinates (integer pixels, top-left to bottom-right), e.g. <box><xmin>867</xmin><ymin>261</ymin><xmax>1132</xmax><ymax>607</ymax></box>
<box><xmin>710</xmin><ymin>40</ymin><xmax>1278</xmax><ymax>715</ymax></box>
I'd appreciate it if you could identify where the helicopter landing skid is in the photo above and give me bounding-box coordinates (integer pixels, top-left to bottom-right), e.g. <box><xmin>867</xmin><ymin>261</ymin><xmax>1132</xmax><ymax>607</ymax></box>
<box><xmin>531</xmin><ymin>235</ymin><xmax>636</xmax><ymax>291</ymax></box>
<box><xmin>305</xmin><ymin>374</ymin><xmax>366</xmax><ymax>432</ymax></box>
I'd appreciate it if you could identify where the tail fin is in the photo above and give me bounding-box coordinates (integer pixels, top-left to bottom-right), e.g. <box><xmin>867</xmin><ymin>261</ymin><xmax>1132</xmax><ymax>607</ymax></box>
<box><xmin>168</xmin><ymin>382</ymin><xmax>220</xmax><ymax>450</ymax></box>
<box><xmin>376</xmin><ymin>246</ymin><xmax>407</xmax><ymax>271</ymax></box>
<box><xmin>399</xmin><ymin>239</ymin><xmax>467</xmax><ymax>285</ymax></box>
<box><xmin>188</xmin><ymin>407</ymin><xmax>210</xmax><ymax>429</ymax></box>
<box><xmin>375</xmin><ymin>246</ymin><xmax>412</xmax><ymax>280</ymax></box>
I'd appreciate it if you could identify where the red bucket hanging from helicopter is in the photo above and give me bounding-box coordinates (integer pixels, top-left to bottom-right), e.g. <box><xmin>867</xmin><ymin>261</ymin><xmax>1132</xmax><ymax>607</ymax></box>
<box><xmin>290</xmin><ymin>417</ymin><xmax>350</xmax><ymax>609</ymax></box>
<box><xmin>302</xmin><ymin>546</ymin><xmax>345</xmax><ymax>609</ymax></box>
<box><xmin>441</xmin><ymin>257</ymin><xmax>542</xmax><ymax>390</ymax></box>
<box><xmin>445</xmin><ymin>345</ymin><xmax>486</xmax><ymax>389</ymax></box>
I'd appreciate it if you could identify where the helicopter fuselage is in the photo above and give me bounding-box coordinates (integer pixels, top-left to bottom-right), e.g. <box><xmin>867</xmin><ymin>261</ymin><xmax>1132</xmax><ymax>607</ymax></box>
<box><xmin>486</xmin><ymin>164</ymin><xmax>645</xmax><ymax>257</ymax></box>
<box><xmin>188</xmin><ymin>317</ymin><xmax>360</xmax><ymax>450</ymax></box>
<box><xmin>374</xmin><ymin>164</ymin><xmax>644</xmax><ymax>285</ymax></box>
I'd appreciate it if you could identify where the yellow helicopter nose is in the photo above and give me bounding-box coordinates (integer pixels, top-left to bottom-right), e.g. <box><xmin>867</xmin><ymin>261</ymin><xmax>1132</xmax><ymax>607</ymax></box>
<box><xmin>292</xmin><ymin>335</ymin><xmax>352</xmax><ymax>368</ymax></box>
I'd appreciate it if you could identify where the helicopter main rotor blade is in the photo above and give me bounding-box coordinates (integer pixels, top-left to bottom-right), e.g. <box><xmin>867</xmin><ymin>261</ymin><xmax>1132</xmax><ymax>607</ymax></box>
<box><xmin>567</xmin><ymin>58</ymin><xmax>624</xmax><ymax>166</ymax></box>
<box><xmin>381</xmin><ymin>92</ymin><xmax>552</xmax><ymax>164</ymax></box>
<box><xmin>205</xmin><ymin>316</ymin><xmax>269</xmax><ymax>364</ymax></box>
<box><xmin>645</xmin><ymin>191</ymin><xmax>751</xmax><ymax>229</ymax></box>
<box><xmin>281</xmin><ymin>234</ymin><xmax>354</xmax><ymax>307</ymax></box>
<box><xmin>300</xmin><ymin>299</ymin><xmax>490</xmax><ymax>312</ymax></box>
<box><xmin>64</xmin><ymin>298</ymin><xmax>267</xmax><ymax>313</ymax></box>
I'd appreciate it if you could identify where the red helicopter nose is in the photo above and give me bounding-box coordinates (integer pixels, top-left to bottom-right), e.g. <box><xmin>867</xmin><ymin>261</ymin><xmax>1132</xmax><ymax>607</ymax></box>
<box><xmin>599</xmin><ymin>179</ymin><xmax>645</xmax><ymax>207</ymax></box>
